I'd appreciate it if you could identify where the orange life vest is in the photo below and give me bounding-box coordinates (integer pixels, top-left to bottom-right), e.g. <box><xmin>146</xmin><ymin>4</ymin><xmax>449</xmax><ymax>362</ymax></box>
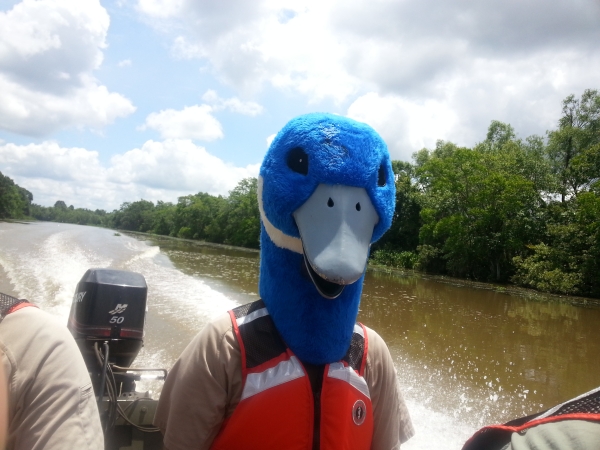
<box><xmin>210</xmin><ymin>300</ymin><xmax>373</xmax><ymax>450</ymax></box>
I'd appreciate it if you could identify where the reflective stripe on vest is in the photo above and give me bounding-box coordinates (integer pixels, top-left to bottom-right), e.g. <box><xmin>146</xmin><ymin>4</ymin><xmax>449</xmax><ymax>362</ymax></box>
<box><xmin>327</xmin><ymin>360</ymin><xmax>370</xmax><ymax>400</ymax></box>
<box><xmin>210</xmin><ymin>300</ymin><xmax>373</xmax><ymax>450</ymax></box>
<box><xmin>242</xmin><ymin>354</ymin><xmax>305</xmax><ymax>400</ymax></box>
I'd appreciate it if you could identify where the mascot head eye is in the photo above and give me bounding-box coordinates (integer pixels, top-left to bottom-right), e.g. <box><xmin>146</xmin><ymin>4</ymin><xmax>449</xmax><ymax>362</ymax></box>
<box><xmin>287</xmin><ymin>147</ymin><xmax>309</xmax><ymax>175</ymax></box>
<box><xmin>378</xmin><ymin>163</ymin><xmax>387</xmax><ymax>187</ymax></box>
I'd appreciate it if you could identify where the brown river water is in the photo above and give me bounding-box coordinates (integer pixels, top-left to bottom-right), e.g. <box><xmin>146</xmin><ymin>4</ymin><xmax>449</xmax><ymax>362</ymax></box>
<box><xmin>1</xmin><ymin>221</ymin><xmax>599</xmax><ymax>449</ymax></box>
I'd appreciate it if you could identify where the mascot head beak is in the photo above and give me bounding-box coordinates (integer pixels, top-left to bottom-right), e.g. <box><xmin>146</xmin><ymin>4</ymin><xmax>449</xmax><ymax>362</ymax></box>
<box><xmin>293</xmin><ymin>184</ymin><xmax>379</xmax><ymax>299</ymax></box>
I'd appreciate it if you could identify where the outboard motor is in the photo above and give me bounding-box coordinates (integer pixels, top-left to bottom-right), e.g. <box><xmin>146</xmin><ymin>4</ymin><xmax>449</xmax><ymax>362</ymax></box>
<box><xmin>68</xmin><ymin>268</ymin><xmax>165</xmax><ymax>450</ymax></box>
<box><xmin>68</xmin><ymin>268</ymin><xmax>147</xmax><ymax>371</ymax></box>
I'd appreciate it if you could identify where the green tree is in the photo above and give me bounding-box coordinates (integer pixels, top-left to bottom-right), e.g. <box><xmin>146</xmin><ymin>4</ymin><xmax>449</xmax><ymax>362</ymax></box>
<box><xmin>151</xmin><ymin>201</ymin><xmax>176</xmax><ymax>236</ymax></box>
<box><xmin>485</xmin><ymin>120</ymin><xmax>516</xmax><ymax>147</ymax></box>
<box><xmin>54</xmin><ymin>200</ymin><xmax>67</xmax><ymax>210</ymax></box>
<box><xmin>217</xmin><ymin>178</ymin><xmax>260</xmax><ymax>248</ymax></box>
<box><xmin>415</xmin><ymin>126</ymin><xmax>547</xmax><ymax>281</ymax></box>
<box><xmin>17</xmin><ymin>186</ymin><xmax>33</xmax><ymax>216</ymax></box>
<box><xmin>546</xmin><ymin>89</ymin><xmax>600</xmax><ymax>201</ymax></box>
<box><xmin>371</xmin><ymin>160</ymin><xmax>421</xmax><ymax>268</ymax></box>
<box><xmin>513</xmin><ymin>192</ymin><xmax>600</xmax><ymax>297</ymax></box>
<box><xmin>173</xmin><ymin>193</ymin><xmax>225</xmax><ymax>240</ymax></box>
<box><xmin>110</xmin><ymin>200</ymin><xmax>156</xmax><ymax>232</ymax></box>
<box><xmin>0</xmin><ymin>172</ymin><xmax>32</xmax><ymax>219</ymax></box>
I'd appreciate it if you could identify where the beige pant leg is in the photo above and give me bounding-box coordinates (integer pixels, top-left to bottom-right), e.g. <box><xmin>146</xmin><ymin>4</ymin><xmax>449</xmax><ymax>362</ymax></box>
<box><xmin>0</xmin><ymin>307</ymin><xmax>104</xmax><ymax>450</ymax></box>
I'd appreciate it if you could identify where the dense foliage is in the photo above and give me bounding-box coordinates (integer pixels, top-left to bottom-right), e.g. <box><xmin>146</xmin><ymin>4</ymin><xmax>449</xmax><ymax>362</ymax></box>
<box><xmin>0</xmin><ymin>172</ymin><xmax>33</xmax><ymax>219</ymax></box>
<box><xmin>372</xmin><ymin>89</ymin><xmax>600</xmax><ymax>298</ymax></box>
<box><xmin>1</xmin><ymin>90</ymin><xmax>599</xmax><ymax>297</ymax></box>
<box><xmin>106</xmin><ymin>178</ymin><xmax>261</xmax><ymax>249</ymax></box>
<box><xmin>30</xmin><ymin>200</ymin><xmax>109</xmax><ymax>226</ymax></box>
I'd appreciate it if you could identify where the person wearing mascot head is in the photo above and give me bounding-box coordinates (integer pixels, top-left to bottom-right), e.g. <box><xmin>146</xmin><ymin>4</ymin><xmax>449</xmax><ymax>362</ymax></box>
<box><xmin>154</xmin><ymin>113</ymin><xmax>414</xmax><ymax>450</ymax></box>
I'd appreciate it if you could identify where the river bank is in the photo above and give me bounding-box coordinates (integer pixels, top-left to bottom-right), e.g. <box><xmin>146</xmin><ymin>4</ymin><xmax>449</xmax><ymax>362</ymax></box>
<box><xmin>124</xmin><ymin>227</ymin><xmax>600</xmax><ymax>309</ymax></box>
<box><xmin>368</xmin><ymin>263</ymin><xmax>600</xmax><ymax>309</ymax></box>
<box><xmin>4</xmin><ymin>219</ymin><xmax>598</xmax><ymax>308</ymax></box>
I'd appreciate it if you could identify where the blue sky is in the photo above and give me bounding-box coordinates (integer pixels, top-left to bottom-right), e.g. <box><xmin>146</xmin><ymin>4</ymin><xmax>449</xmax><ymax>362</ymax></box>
<box><xmin>1</xmin><ymin>0</ymin><xmax>599</xmax><ymax>211</ymax></box>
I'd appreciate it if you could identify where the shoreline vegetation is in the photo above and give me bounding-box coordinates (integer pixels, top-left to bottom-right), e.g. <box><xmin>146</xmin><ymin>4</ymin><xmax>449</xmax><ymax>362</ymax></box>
<box><xmin>2</xmin><ymin>220</ymin><xmax>595</xmax><ymax>308</ymax></box>
<box><xmin>119</xmin><ymin>229</ymin><xmax>600</xmax><ymax>309</ymax></box>
<box><xmin>1</xmin><ymin>90</ymin><xmax>599</xmax><ymax>300</ymax></box>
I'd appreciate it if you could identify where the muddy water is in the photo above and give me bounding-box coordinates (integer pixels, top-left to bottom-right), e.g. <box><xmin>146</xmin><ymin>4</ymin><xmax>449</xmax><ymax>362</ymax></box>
<box><xmin>1</xmin><ymin>221</ymin><xmax>599</xmax><ymax>449</ymax></box>
<box><xmin>359</xmin><ymin>270</ymin><xmax>600</xmax><ymax>446</ymax></box>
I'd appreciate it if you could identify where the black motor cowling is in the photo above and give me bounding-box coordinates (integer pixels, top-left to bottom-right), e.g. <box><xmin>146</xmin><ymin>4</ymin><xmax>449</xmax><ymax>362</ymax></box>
<box><xmin>68</xmin><ymin>268</ymin><xmax>147</xmax><ymax>369</ymax></box>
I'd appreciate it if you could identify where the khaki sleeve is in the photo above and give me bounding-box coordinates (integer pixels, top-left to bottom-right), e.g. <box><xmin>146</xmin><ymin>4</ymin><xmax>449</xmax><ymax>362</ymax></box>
<box><xmin>0</xmin><ymin>307</ymin><xmax>104</xmax><ymax>450</ymax></box>
<box><xmin>154</xmin><ymin>313</ymin><xmax>242</xmax><ymax>450</ymax></box>
<box><xmin>364</xmin><ymin>326</ymin><xmax>415</xmax><ymax>450</ymax></box>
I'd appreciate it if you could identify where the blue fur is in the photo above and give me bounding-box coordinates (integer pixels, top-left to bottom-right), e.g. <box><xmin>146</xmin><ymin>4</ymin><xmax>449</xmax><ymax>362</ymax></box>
<box><xmin>259</xmin><ymin>113</ymin><xmax>395</xmax><ymax>364</ymax></box>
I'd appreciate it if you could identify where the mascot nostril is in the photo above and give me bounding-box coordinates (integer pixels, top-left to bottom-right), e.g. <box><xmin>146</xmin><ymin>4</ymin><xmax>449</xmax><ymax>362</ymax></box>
<box><xmin>155</xmin><ymin>113</ymin><xmax>414</xmax><ymax>450</ymax></box>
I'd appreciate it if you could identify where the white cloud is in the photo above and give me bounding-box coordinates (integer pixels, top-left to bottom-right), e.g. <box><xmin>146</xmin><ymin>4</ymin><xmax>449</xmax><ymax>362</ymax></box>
<box><xmin>136</xmin><ymin>0</ymin><xmax>186</xmax><ymax>19</ymax></box>
<box><xmin>0</xmin><ymin>139</ymin><xmax>259</xmax><ymax>210</ymax></box>
<box><xmin>140</xmin><ymin>105</ymin><xmax>223</xmax><ymax>141</ymax></box>
<box><xmin>347</xmin><ymin>93</ymin><xmax>459</xmax><ymax>162</ymax></box>
<box><xmin>0</xmin><ymin>0</ymin><xmax>135</xmax><ymax>136</ymax></box>
<box><xmin>0</xmin><ymin>74</ymin><xmax>135</xmax><ymax>137</ymax></box>
<box><xmin>345</xmin><ymin>46</ymin><xmax>600</xmax><ymax>161</ymax></box>
<box><xmin>138</xmin><ymin>0</ymin><xmax>362</xmax><ymax>101</ymax></box>
<box><xmin>0</xmin><ymin>141</ymin><xmax>104</xmax><ymax>181</ymax></box>
<box><xmin>108</xmin><ymin>139</ymin><xmax>259</xmax><ymax>193</ymax></box>
<box><xmin>135</xmin><ymin>0</ymin><xmax>600</xmax><ymax>157</ymax></box>
<box><xmin>0</xmin><ymin>141</ymin><xmax>110</xmax><ymax>209</ymax></box>
<box><xmin>118</xmin><ymin>59</ymin><xmax>132</xmax><ymax>67</ymax></box>
<box><xmin>140</xmin><ymin>92</ymin><xmax>264</xmax><ymax>141</ymax></box>
<box><xmin>137</xmin><ymin>0</ymin><xmax>600</xmax><ymax>104</ymax></box>
<box><xmin>201</xmin><ymin>90</ymin><xmax>263</xmax><ymax>116</ymax></box>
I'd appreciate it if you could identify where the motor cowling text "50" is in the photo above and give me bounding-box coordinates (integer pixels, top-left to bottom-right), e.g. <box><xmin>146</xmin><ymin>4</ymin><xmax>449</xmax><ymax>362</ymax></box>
<box><xmin>109</xmin><ymin>303</ymin><xmax>128</xmax><ymax>324</ymax></box>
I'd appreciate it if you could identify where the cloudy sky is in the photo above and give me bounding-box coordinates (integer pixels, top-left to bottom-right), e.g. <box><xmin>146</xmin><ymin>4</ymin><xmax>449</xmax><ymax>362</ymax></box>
<box><xmin>1</xmin><ymin>0</ymin><xmax>599</xmax><ymax>211</ymax></box>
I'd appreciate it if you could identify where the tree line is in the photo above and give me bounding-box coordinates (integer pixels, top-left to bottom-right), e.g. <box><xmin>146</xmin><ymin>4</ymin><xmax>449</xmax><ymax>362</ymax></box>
<box><xmin>16</xmin><ymin>178</ymin><xmax>262</xmax><ymax>250</ymax></box>
<box><xmin>0</xmin><ymin>172</ymin><xmax>32</xmax><ymax>219</ymax></box>
<box><xmin>1</xmin><ymin>90</ymin><xmax>598</xmax><ymax>298</ymax></box>
<box><xmin>372</xmin><ymin>89</ymin><xmax>600</xmax><ymax>298</ymax></box>
<box><xmin>105</xmin><ymin>178</ymin><xmax>260</xmax><ymax>249</ymax></box>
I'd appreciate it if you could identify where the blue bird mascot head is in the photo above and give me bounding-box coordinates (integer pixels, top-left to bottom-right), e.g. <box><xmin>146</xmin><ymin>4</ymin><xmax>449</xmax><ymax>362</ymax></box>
<box><xmin>258</xmin><ymin>113</ymin><xmax>395</xmax><ymax>365</ymax></box>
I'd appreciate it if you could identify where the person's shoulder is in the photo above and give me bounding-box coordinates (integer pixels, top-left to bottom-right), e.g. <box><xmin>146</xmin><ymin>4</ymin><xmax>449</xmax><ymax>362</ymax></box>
<box><xmin>181</xmin><ymin>311</ymin><xmax>238</xmax><ymax>364</ymax></box>
<box><xmin>211</xmin><ymin>311</ymin><xmax>234</xmax><ymax>331</ymax></box>
<box><xmin>1</xmin><ymin>305</ymin><xmax>66</xmax><ymax>337</ymax></box>
<box><xmin>362</xmin><ymin>324</ymin><xmax>381</xmax><ymax>339</ymax></box>
<box><xmin>196</xmin><ymin>312</ymin><xmax>234</xmax><ymax>341</ymax></box>
<box><xmin>362</xmin><ymin>324</ymin><xmax>389</xmax><ymax>354</ymax></box>
<box><xmin>3</xmin><ymin>303</ymin><xmax>48</xmax><ymax>319</ymax></box>
<box><xmin>361</xmin><ymin>324</ymin><xmax>395</xmax><ymax>380</ymax></box>
<box><xmin>0</xmin><ymin>307</ymin><xmax>51</xmax><ymax>371</ymax></box>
